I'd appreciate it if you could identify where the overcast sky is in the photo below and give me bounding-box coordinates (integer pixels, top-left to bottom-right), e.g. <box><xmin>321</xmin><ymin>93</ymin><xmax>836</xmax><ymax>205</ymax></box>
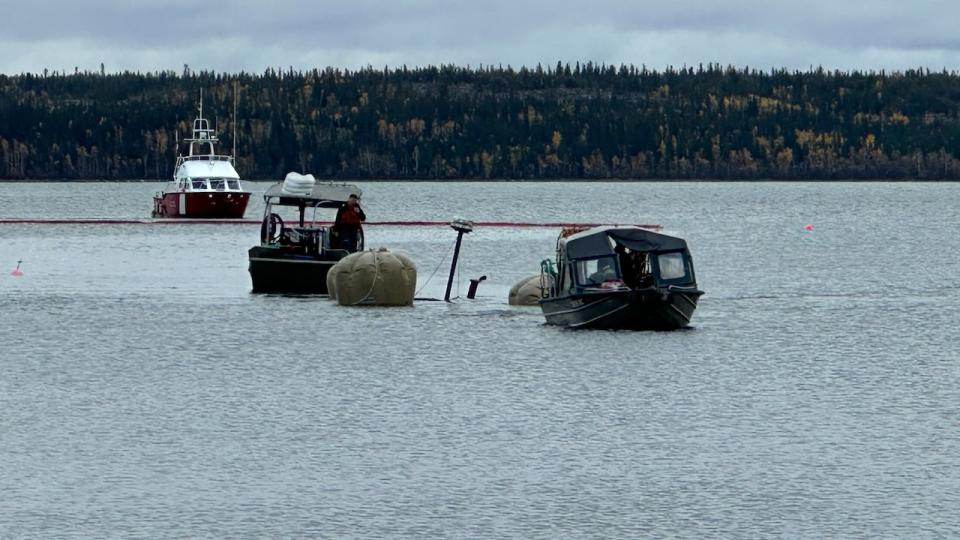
<box><xmin>4</xmin><ymin>0</ymin><xmax>960</xmax><ymax>74</ymax></box>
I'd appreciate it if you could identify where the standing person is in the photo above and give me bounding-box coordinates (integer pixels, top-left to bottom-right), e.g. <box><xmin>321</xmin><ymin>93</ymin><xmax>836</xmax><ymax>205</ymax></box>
<box><xmin>615</xmin><ymin>244</ymin><xmax>637</xmax><ymax>287</ymax></box>
<box><xmin>334</xmin><ymin>194</ymin><xmax>366</xmax><ymax>252</ymax></box>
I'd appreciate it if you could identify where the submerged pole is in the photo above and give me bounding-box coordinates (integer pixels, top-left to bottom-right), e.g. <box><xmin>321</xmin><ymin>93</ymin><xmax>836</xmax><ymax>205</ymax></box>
<box><xmin>444</xmin><ymin>219</ymin><xmax>474</xmax><ymax>302</ymax></box>
<box><xmin>467</xmin><ymin>275</ymin><xmax>487</xmax><ymax>299</ymax></box>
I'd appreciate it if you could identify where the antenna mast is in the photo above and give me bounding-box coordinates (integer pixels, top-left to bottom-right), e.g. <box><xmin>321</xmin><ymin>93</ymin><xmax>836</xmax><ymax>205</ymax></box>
<box><xmin>233</xmin><ymin>80</ymin><xmax>238</xmax><ymax>163</ymax></box>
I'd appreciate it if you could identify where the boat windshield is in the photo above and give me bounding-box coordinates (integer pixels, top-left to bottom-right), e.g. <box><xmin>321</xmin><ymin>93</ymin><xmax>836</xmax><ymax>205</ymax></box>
<box><xmin>575</xmin><ymin>256</ymin><xmax>619</xmax><ymax>286</ymax></box>
<box><xmin>188</xmin><ymin>178</ymin><xmax>239</xmax><ymax>190</ymax></box>
<box><xmin>264</xmin><ymin>201</ymin><xmax>335</xmax><ymax>227</ymax></box>
<box><xmin>656</xmin><ymin>252</ymin><xmax>690</xmax><ymax>281</ymax></box>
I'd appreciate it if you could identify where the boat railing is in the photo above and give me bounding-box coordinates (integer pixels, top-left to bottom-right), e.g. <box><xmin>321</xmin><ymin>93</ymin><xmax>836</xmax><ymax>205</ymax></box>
<box><xmin>539</xmin><ymin>258</ymin><xmax>559</xmax><ymax>299</ymax></box>
<box><xmin>666</xmin><ymin>284</ymin><xmax>703</xmax><ymax>294</ymax></box>
<box><xmin>177</xmin><ymin>155</ymin><xmax>233</xmax><ymax>163</ymax></box>
<box><xmin>323</xmin><ymin>247</ymin><xmax>351</xmax><ymax>258</ymax></box>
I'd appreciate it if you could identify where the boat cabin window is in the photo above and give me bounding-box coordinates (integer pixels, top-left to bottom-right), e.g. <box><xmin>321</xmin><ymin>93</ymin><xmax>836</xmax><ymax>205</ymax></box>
<box><xmin>657</xmin><ymin>252</ymin><xmax>689</xmax><ymax>281</ymax></box>
<box><xmin>192</xmin><ymin>179</ymin><xmax>208</xmax><ymax>189</ymax></box>
<box><xmin>575</xmin><ymin>256</ymin><xmax>619</xmax><ymax>286</ymax></box>
<box><xmin>209</xmin><ymin>179</ymin><xmax>226</xmax><ymax>191</ymax></box>
<box><xmin>227</xmin><ymin>180</ymin><xmax>240</xmax><ymax>190</ymax></box>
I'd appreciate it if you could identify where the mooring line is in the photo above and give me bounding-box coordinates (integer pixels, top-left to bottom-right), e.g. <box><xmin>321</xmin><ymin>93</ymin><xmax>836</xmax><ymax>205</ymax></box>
<box><xmin>414</xmin><ymin>238</ymin><xmax>458</xmax><ymax>297</ymax></box>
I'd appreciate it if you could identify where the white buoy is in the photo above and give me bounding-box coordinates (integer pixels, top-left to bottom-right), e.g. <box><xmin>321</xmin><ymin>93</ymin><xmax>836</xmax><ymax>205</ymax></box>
<box><xmin>508</xmin><ymin>274</ymin><xmax>552</xmax><ymax>306</ymax></box>
<box><xmin>328</xmin><ymin>248</ymin><xmax>417</xmax><ymax>306</ymax></box>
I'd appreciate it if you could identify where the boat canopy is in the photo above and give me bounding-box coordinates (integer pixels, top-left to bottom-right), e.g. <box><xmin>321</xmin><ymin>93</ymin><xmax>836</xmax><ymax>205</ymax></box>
<box><xmin>564</xmin><ymin>226</ymin><xmax>689</xmax><ymax>259</ymax></box>
<box><xmin>263</xmin><ymin>182</ymin><xmax>362</xmax><ymax>208</ymax></box>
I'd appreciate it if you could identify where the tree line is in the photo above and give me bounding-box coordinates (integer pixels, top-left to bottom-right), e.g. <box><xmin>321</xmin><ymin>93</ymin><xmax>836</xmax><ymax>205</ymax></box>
<box><xmin>2</xmin><ymin>63</ymin><xmax>960</xmax><ymax>180</ymax></box>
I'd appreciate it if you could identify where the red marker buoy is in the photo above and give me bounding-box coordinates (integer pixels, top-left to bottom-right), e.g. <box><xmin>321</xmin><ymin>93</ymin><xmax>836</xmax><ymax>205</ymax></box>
<box><xmin>804</xmin><ymin>224</ymin><xmax>813</xmax><ymax>231</ymax></box>
<box><xmin>10</xmin><ymin>260</ymin><xmax>23</xmax><ymax>276</ymax></box>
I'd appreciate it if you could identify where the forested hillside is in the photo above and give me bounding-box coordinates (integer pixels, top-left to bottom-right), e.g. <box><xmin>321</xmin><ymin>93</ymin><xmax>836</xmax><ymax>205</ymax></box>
<box><xmin>2</xmin><ymin>64</ymin><xmax>960</xmax><ymax>180</ymax></box>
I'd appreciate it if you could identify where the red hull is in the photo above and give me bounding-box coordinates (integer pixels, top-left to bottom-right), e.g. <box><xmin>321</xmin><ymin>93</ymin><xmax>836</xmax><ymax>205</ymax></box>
<box><xmin>153</xmin><ymin>191</ymin><xmax>250</xmax><ymax>218</ymax></box>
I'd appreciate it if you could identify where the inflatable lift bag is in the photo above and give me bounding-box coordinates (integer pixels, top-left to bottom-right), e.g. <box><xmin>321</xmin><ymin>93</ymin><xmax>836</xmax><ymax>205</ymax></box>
<box><xmin>508</xmin><ymin>274</ymin><xmax>552</xmax><ymax>306</ymax></box>
<box><xmin>328</xmin><ymin>249</ymin><xmax>417</xmax><ymax>306</ymax></box>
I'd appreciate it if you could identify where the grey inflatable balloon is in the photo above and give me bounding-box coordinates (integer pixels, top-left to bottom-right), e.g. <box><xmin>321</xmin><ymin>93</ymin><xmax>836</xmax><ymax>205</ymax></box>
<box><xmin>508</xmin><ymin>274</ymin><xmax>552</xmax><ymax>306</ymax></box>
<box><xmin>328</xmin><ymin>249</ymin><xmax>417</xmax><ymax>306</ymax></box>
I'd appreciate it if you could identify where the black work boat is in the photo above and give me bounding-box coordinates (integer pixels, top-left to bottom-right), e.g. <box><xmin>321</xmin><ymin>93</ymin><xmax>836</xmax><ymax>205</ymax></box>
<box><xmin>539</xmin><ymin>226</ymin><xmax>704</xmax><ymax>330</ymax></box>
<box><xmin>248</xmin><ymin>178</ymin><xmax>363</xmax><ymax>294</ymax></box>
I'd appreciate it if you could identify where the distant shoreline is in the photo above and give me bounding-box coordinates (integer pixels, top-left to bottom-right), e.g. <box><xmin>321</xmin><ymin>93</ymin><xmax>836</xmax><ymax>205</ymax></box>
<box><xmin>6</xmin><ymin>69</ymin><xmax>960</xmax><ymax>183</ymax></box>
<box><xmin>1</xmin><ymin>178</ymin><xmax>958</xmax><ymax>183</ymax></box>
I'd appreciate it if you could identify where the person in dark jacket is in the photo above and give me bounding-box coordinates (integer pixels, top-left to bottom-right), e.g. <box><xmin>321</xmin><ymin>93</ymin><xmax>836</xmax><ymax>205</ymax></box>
<box><xmin>334</xmin><ymin>194</ymin><xmax>366</xmax><ymax>252</ymax></box>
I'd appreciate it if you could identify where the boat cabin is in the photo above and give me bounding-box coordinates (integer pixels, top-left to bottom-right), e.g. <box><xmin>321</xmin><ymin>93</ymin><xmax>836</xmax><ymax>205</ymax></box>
<box><xmin>248</xmin><ymin>180</ymin><xmax>364</xmax><ymax>294</ymax></box>
<box><xmin>547</xmin><ymin>226</ymin><xmax>698</xmax><ymax>297</ymax></box>
<box><xmin>259</xmin><ymin>182</ymin><xmax>364</xmax><ymax>256</ymax></box>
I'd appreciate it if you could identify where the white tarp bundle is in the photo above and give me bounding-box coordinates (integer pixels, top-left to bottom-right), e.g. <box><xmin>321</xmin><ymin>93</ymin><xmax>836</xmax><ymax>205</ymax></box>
<box><xmin>508</xmin><ymin>274</ymin><xmax>552</xmax><ymax>306</ymax></box>
<box><xmin>281</xmin><ymin>172</ymin><xmax>316</xmax><ymax>195</ymax></box>
<box><xmin>327</xmin><ymin>248</ymin><xmax>417</xmax><ymax>306</ymax></box>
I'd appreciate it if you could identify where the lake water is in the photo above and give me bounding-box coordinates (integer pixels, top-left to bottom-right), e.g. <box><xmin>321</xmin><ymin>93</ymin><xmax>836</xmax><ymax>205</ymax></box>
<box><xmin>1</xmin><ymin>181</ymin><xmax>959</xmax><ymax>538</ymax></box>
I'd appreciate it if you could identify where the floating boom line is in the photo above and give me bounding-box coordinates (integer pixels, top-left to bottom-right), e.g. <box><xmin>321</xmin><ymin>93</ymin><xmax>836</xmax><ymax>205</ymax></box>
<box><xmin>0</xmin><ymin>218</ymin><xmax>662</xmax><ymax>229</ymax></box>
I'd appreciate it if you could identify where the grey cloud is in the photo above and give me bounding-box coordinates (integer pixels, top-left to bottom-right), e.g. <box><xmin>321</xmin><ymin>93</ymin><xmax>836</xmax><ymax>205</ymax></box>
<box><xmin>4</xmin><ymin>0</ymin><xmax>960</xmax><ymax>73</ymax></box>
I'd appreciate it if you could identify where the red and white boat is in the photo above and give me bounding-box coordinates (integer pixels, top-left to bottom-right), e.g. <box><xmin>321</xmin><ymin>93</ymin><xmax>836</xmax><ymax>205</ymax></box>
<box><xmin>152</xmin><ymin>94</ymin><xmax>250</xmax><ymax>218</ymax></box>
